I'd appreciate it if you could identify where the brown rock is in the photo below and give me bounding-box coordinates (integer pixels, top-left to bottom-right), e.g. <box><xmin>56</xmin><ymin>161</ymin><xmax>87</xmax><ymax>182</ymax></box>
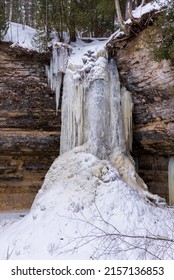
<box><xmin>114</xmin><ymin>26</ymin><xmax>174</xmax><ymax>203</ymax></box>
<box><xmin>0</xmin><ymin>42</ymin><xmax>60</xmax><ymax>211</ymax></box>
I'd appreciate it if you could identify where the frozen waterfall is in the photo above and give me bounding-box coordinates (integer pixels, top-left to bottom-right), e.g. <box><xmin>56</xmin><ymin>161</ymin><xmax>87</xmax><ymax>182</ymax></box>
<box><xmin>47</xmin><ymin>41</ymin><xmax>165</xmax><ymax>204</ymax></box>
<box><xmin>60</xmin><ymin>56</ymin><xmax>126</xmax><ymax>159</ymax></box>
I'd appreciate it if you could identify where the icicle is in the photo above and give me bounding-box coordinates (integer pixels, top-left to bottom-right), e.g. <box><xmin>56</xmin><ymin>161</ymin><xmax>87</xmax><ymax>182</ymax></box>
<box><xmin>108</xmin><ymin>59</ymin><xmax>125</xmax><ymax>152</ymax></box>
<box><xmin>121</xmin><ymin>86</ymin><xmax>133</xmax><ymax>153</ymax></box>
<box><xmin>168</xmin><ymin>157</ymin><xmax>174</xmax><ymax>206</ymax></box>
<box><xmin>60</xmin><ymin>71</ymin><xmax>85</xmax><ymax>154</ymax></box>
<box><xmin>46</xmin><ymin>43</ymin><xmax>71</xmax><ymax>113</ymax></box>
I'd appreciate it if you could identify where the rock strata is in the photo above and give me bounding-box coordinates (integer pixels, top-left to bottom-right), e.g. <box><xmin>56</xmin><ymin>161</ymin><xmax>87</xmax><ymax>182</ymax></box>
<box><xmin>114</xmin><ymin>26</ymin><xmax>174</xmax><ymax>202</ymax></box>
<box><xmin>0</xmin><ymin>42</ymin><xmax>60</xmax><ymax>210</ymax></box>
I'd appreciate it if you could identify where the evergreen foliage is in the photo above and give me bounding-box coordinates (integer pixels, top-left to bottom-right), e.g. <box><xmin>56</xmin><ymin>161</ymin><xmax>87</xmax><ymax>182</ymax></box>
<box><xmin>1</xmin><ymin>0</ymin><xmax>116</xmax><ymax>44</ymax></box>
<box><xmin>154</xmin><ymin>2</ymin><xmax>174</xmax><ymax>63</ymax></box>
<box><xmin>0</xmin><ymin>0</ymin><xmax>170</xmax><ymax>49</ymax></box>
<box><xmin>32</xmin><ymin>29</ymin><xmax>48</xmax><ymax>52</ymax></box>
<box><xmin>34</xmin><ymin>0</ymin><xmax>115</xmax><ymax>42</ymax></box>
<box><xmin>74</xmin><ymin>0</ymin><xmax>115</xmax><ymax>38</ymax></box>
<box><xmin>0</xmin><ymin>1</ymin><xmax>8</xmax><ymax>40</ymax></box>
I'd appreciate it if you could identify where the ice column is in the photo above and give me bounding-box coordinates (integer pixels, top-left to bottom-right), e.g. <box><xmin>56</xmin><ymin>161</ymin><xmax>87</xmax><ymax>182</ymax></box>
<box><xmin>121</xmin><ymin>86</ymin><xmax>133</xmax><ymax>153</ymax></box>
<box><xmin>168</xmin><ymin>157</ymin><xmax>174</xmax><ymax>206</ymax></box>
<box><xmin>85</xmin><ymin>58</ymin><xmax>125</xmax><ymax>158</ymax></box>
<box><xmin>60</xmin><ymin>55</ymin><xmax>126</xmax><ymax>159</ymax></box>
<box><xmin>60</xmin><ymin>70</ymin><xmax>85</xmax><ymax>154</ymax></box>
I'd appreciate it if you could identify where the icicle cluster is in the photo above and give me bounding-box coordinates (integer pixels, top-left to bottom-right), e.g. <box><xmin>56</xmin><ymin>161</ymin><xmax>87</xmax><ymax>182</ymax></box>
<box><xmin>60</xmin><ymin>47</ymin><xmax>126</xmax><ymax>159</ymax></box>
<box><xmin>168</xmin><ymin>157</ymin><xmax>174</xmax><ymax>206</ymax></box>
<box><xmin>46</xmin><ymin>43</ymin><xmax>72</xmax><ymax>112</ymax></box>
<box><xmin>60</xmin><ymin>74</ymin><xmax>85</xmax><ymax>153</ymax></box>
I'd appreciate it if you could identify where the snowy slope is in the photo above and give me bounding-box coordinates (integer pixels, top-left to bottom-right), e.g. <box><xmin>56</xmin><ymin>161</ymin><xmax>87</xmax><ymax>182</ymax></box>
<box><xmin>3</xmin><ymin>22</ymin><xmax>37</xmax><ymax>50</ymax></box>
<box><xmin>0</xmin><ymin>148</ymin><xmax>174</xmax><ymax>260</ymax></box>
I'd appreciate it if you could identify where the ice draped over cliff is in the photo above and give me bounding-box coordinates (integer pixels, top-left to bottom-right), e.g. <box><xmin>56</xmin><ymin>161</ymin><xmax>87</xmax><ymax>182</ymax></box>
<box><xmin>46</xmin><ymin>41</ymin><xmax>163</xmax><ymax>202</ymax></box>
<box><xmin>46</xmin><ymin>41</ymin><xmax>121</xmax><ymax>157</ymax></box>
<box><xmin>61</xmin><ymin>55</ymin><xmax>125</xmax><ymax>159</ymax></box>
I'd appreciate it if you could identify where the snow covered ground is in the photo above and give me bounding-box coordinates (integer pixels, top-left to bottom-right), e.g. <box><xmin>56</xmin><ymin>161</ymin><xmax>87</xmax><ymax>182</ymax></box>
<box><xmin>3</xmin><ymin>22</ymin><xmax>37</xmax><ymax>50</ymax></box>
<box><xmin>1</xmin><ymin>0</ymin><xmax>174</xmax><ymax>260</ymax></box>
<box><xmin>0</xmin><ymin>211</ymin><xmax>27</xmax><ymax>222</ymax></box>
<box><xmin>0</xmin><ymin>211</ymin><xmax>28</xmax><ymax>233</ymax></box>
<box><xmin>0</xmin><ymin>148</ymin><xmax>174</xmax><ymax>260</ymax></box>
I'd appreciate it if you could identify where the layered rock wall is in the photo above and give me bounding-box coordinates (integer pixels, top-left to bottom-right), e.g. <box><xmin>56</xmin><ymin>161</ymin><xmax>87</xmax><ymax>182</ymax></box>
<box><xmin>0</xmin><ymin>43</ymin><xmax>60</xmax><ymax>210</ymax></box>
<box><xmin>114</xmin><ymin>26</ymin><xmax>174</xmax><ymax>202</ymax></box>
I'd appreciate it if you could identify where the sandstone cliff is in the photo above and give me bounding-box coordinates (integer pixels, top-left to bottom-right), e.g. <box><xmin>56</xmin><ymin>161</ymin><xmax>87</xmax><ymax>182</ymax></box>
<box><xmin>110</xmin><ymin>26</ymin><xmax>174</xmax><ymax>202</ymax></box>
<box><xmin>0</xmin><ymin>42</ymin><xmax>60</xmax><ymax>210</ymax></box>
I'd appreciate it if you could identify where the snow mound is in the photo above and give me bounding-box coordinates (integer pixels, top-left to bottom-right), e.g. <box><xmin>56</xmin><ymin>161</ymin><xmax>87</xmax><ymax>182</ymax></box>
<box><xmin>3</xmin><ymin>22</ymin><xmax>37</xmax><ymax>50</ymax></box>
<box><xmin>0</xmin><ymin>147</ymin><xmax>174</xmax><ymax>260</ymax></box>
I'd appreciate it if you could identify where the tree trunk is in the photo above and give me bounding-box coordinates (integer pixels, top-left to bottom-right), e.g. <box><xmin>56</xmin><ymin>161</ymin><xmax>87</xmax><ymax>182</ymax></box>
<box><xmin>114</xmin><ymin>0</ymin><xmax>125</xmax><ymax>29</ymax></box>
<box><xmin>114</xmin><ymin>0</ymin><xmax>131</xmax><ymax>34</ymax></box>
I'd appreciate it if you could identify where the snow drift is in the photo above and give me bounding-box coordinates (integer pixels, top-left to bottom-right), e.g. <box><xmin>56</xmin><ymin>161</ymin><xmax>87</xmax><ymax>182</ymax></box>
<box><xmin>0</xmin><ymin>148</ymin><xmax>174</xmax><ymax>260</ymax></box>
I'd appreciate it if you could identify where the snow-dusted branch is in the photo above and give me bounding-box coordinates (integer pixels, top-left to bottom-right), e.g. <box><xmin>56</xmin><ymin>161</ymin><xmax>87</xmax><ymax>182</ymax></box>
<box><xmin>54</xmin><ymin>203</ymin><xmax>174</xmax><ymax>260</ymax></box>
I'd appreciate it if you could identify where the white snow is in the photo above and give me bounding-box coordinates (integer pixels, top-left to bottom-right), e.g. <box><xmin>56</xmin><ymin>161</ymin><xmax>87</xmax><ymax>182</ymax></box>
<box><xmin>110</xmin><ymin>0</ymin><xmax>169</xmax><ymax>40</ymax></box>
<box><xmin>0</xmin><ymin>211</ymin><xmax>28</xmax><ymax>233</ymax></box>
<box><xmin>0</xmin><ymin>149</ymin><xmax>174</xmax><ymax>260</ymax></box>
<box><xmin>69</xmin><ymin>38</ymin><xmax>107</xmax><ymax>66</ymax></box>
<box><xmin>0</xmin><ymin>0</ymin><xmax>174</xmax><ymax>260</ymax></box>
<box><xmin>132</xmin><ymin>0</ymin><xmax>168</xmax><ymax>19</ymax></box>
<box><xmin>3</xmin><ymin>22</ymin><xmax>37</xmax><ymax>50</ymax></box>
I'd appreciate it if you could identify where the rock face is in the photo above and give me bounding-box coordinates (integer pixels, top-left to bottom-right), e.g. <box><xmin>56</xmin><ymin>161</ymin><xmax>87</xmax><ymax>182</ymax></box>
<box><xmin>0</xmin><ymin>42</ymin><xmax>60</xmax><ymax>211</ymax></box>
<box><xmin>114</xmin><ymin>26</ymin><xmax>174</xmax><ymax>202</ymax></box>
